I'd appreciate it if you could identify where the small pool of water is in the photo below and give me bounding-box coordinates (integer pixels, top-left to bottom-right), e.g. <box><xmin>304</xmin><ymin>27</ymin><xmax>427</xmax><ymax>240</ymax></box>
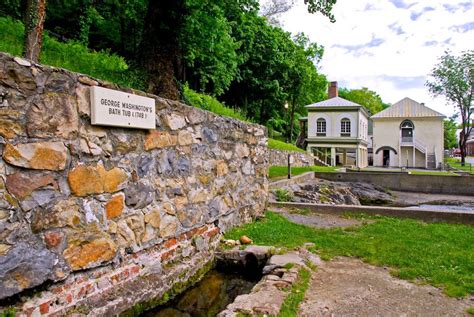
<box><xmin>141</xmin><ymin>269</ymin><xmax>258</xmax><ymax>317</ymax></box>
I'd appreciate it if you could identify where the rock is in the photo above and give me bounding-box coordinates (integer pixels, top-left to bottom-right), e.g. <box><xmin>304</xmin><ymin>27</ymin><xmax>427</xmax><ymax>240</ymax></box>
<box><xmin>202</xmin><ymin>127</ymin><xmax>218</xmax><ymax>143</ymax></box>
<box><xmin>136</xmin><ymin>155</ymin><xmax>154</xmax><ymax>178</ymax></box>
<box><xmin>160</xmin><ymin>214</ymin><xmax>177</xmax><ymax>238</ymax></box>
<box><xmin>0</xmin><ymin>239</ymin><xmax>61</xmax><ymax>300</ymax></box>
<box><xmin>239</xmin><ymin>236</ymin><xmax>252</xmax><ymax>245</ymax></box>
<box><xmin>176</xmin><ymin>155</ymin><xmax>191</xmax><ymax>173</ymax></box>
<box><xmin>178</xmin><ymin>130</ymin><xmax>193</xmax><ymax>145</ymax></box>
<box><xmin>189</xmin><ymin>189</ymin><xmax>208</xmax><ymax>204</ymax></box>
<box><xmin>78</xmin><ymin>76</ymin><xmax>98</xmax><ymax>86</ymax></box>
<box><xmin>13</xmin><ymin>57</ymin><xmax>32</xmax><ymax>67</ymax></box>
<box><xmin>20</xmin><ymin>189</ymin><xmax>60</xmax><ymax>211</ymax></box>
<box><xmin>144</xmin><ymin>131</ymin><xmax>176</xmax><ymax>150</ymax></box>
<box><xmin>144</xmin><ymin>209</ymin><xmax>161</xmax><ymax>228</ymax></box>
<box><xmin>235</xmin><ymin>144</ymin><xmax>250</xmax><ymax>158</ymax></box>
<box><xmin>68</xmin><ymin>164</ymin><xmax>128</xmax><ymax>196</ymax></box>
<box><xmin>0</xmin><ymin>119</ymin><xmax>23</xmax><ymax>139</ymax></box>
<box><xmin>105</xmin><ymin>194</ymin><xmax>125</xmax><ymax>219</ymax></box>
<box><xmin>162</xmin><ymin>202</ymin><xmax>176</xmax><ymax>215</ymax></box>
<box><xmin>164</xmin><ymin>113</ymin><xmax>186</xmax><ymax>130</ymax></box>
<box><xmin>43</xmin><ymin>230</ymin><xmax>65</xmax><ymax>249</ymax></box>
<box><xmin>177</xmin><ymin>207</ymin><xmax>203</xmax><ymax>228</ymax></box>
<box><xmin>26</xmin><ymin>93</ymin><xmax>78</xmax><ymax>139</ymax></box>
<box><xmin>193</xmin><ymin>236</ymin><xmax>208</xmax><ymax>252</ymax></box>
<box><xmin>6</xmin><ymin>172</ymin><xmax>58</xmax><ymax>199</ymax></box>
<box><xmin>267</xmin><ymin>252</ymin><xmax>305</xmax><ymax>267</ymax></box>
<box><xmin>63</xmin><ymin>230</ymin><xmax>117</xmax><ymax>271</ymax></box>
<box><xmin>80</xmin><ymin>138</ymin><xmax>103</xmax><ymax>156</ymax></box>
<box><xmin>216</xmin><ymin>161</ymin><xmax>228</xmax><ymax>177</ymax></box>
<box><xmin>3</xmin><ymin>142</ymin><xmax>68</xmax><ymax>170</ymax></box>
<box><xmin>157</xmin><ymin>151</ymin><xmax>173</xmax><ymax>174</ymax></box>
<box><xmin>31</xmin><ymin>199</ymin><xmax>82</xmax><ymax>232</ymax></box>
<box><xmin>124</xmin><ymin>182</ymin><xmax>154</xmax><ymax>209</ymax></box>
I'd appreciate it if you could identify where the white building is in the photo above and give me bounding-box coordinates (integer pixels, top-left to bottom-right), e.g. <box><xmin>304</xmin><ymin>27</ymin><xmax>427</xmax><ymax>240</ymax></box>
<box><xmin>304</xmin><ymin>82</ymin><xmax>369</xmax><ymax>168</ymax></box>
<box><xmin>371</xmin><ymin>97</ymin><xmax>445</xmax><ymax>169</ymax></box>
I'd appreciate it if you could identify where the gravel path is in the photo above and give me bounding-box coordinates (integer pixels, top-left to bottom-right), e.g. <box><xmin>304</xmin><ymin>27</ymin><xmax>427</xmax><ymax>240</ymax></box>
<box><xmin>299</xmin><ymin>257</ymin><xmax>473</xmax><ymax>317</ymax></box>
<box><xmin>272</xmin><ymin>207</ymin><xmax>366</xmax><ymax>228</ymax></box>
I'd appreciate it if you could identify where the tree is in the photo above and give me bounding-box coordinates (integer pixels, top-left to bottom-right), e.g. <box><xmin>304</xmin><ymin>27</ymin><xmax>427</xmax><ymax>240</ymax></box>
<box><xmin>443</xmin><ymin>118</ymin><xmax>458</xmax><ymax>150</ymax></box>
<box><xmin>260</xmin><ymin>0</ymin><xmax>295</xmax><ymax>26</ymax></box>
<box><xmin>338</xmin><ymin>87</ymin><xmax>387</xmax><ymax>115</ymax></box>
<box><xmin>23</xmin><ymin>0</ymin><xmax>47</xmax><ymax>62</ymax></box>
<box><xmin>427</xmin><ymin>50</ymin><xmax>473</xmax><ymax>164</ymax></box>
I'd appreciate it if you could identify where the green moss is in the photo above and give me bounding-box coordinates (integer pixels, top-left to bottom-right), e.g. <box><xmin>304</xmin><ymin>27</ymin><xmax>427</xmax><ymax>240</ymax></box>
<box><xmin>120</xmin><ymin>259</ymin><xmax>215</xmax><ymax>317</ymax></box>
<box><xmin>466</xmin><ymin>307</ymin><xmax>474</xmax><ymax>315</ymax></box>
<box><xmin>278</xmin><ymin>268</ymin><xmax>311</xmax><ymax>316</ymax></box>
<box><xmin>0</xmin><ymin>308</ymin><xmax>16</xmax><ymax>317</ymax></box>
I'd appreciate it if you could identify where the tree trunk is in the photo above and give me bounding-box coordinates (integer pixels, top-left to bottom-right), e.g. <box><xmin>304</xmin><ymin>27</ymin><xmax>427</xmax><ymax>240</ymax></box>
<box><xmin>23</xmin><ymin>0</ymin><xmax>47</xmax><ymax>62</ymax></box>
<box><xmin>139</xmin><ymin>0</ymin><xmax>185</xmax><ymax>100</ymax></box>
<box><xmin>460</xmin><ymin>130</ymin><xmax>466</xmax><ymax>165</ymax></box>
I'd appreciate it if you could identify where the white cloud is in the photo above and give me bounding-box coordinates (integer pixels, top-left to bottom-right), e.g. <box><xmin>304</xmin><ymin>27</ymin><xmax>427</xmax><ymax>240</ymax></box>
<box><xmin>277</xmin><ymin>0</ymin><xmax>474</xmax><ymax>117</ymax></box>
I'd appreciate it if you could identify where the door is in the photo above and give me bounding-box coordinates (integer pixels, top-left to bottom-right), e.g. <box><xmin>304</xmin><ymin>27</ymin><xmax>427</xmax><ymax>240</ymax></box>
<box><xmin>383</xmin><ymin>150</ymin><xmax>390</xmax><ymax>167</ymax></box>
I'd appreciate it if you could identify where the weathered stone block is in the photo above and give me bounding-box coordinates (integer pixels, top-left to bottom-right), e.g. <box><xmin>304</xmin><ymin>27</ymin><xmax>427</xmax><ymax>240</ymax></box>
<box><xmin>5</xmin><ymin>172</ymin><xmax>57</xmax><ymax>200</ymax></box>
<box><xmin>144</xmin><ymin>131</ymin><xmax>176</xmax><ymax>150</ymax></box>
<box><xmin>68</xmin><ymin>164</ymin><xmax>128</xmax><ymax>196</ymax></box>
<box><xmin>63</xmin><ymin>228</ymin><xmax>117</xmax><ymax>271</ymax></box>
<box><xmin>144</xmin><ymin>209</ymin><xmax>161</xmax><ymax>228</ymax></box>
<box><xmin>31</xmin><ymin>198</ymin><xmax>82</xmax><ymax>232</ymax></box>
<box><xmin>105</xmin><ymin>194</ymin><xmax>125</xmax><ymax>219</ymax></box>
<box><xmin>3</xmin><ymin>142</ymin><xmax>68</xmax><ymax>170</ymax></box>
<box><xmin>164</xmin><ymin>113</ymin><xmax>186</xmax><ymax>130</ymax></box>
<box><xmin>26</xmin><ymin>93</ymin><xmax>79</xmax><ymax>139</ymax></box>
<box><xmin>124</xmin><ymin>182</ymin><xmax>154</xmax><ymax>209</ymax></box>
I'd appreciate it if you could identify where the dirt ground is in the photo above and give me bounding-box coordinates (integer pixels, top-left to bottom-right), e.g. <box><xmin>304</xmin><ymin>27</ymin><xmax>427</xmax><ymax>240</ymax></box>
<box><xmin>298</xmin><ymin>257</ymin><xmax>473</xmax><ymax>317</ymax></box>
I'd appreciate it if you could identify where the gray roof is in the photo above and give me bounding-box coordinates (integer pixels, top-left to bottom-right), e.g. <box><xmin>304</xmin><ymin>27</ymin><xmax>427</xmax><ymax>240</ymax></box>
<box><xmin>371</xmin><ymin>97</ymin><xmax>445</xmax><ymax>119</ymax></box>
<box><xmin>305</xmin><ymin>96</ymin><xmax>362</xmax><ymax>109</ymax></box>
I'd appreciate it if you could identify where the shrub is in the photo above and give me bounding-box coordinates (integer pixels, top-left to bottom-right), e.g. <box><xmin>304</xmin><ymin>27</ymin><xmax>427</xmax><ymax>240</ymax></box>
<box><xmin>274</xmin><ymin>189</ymin><xmax>294</xmax><ymax>202</ymax></box>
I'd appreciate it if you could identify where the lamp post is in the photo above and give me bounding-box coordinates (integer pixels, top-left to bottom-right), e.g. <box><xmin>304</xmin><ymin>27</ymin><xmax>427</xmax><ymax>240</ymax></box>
<box><xmin>284</xmin><ymin>102</ymin><xmax>291</xmax><ymax>179</ymax></box>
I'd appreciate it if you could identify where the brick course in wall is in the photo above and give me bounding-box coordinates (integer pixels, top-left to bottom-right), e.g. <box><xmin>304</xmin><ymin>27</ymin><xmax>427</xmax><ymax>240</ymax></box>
<box><xmin>0</xmin><ymin>52</ymin><xmax>268</xmax><ymax>316</ymax></box>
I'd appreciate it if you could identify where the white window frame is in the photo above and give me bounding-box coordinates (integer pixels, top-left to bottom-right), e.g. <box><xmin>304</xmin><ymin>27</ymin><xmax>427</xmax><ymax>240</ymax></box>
<box><xmin>341</xmin><ymin>118</ymin><xmax>351</xmax><ymax>136</ymax></box>
<box><xmin>316</xmin><ymin>118</ymin><xmax>326</xmax><ymax>136</ymax></box>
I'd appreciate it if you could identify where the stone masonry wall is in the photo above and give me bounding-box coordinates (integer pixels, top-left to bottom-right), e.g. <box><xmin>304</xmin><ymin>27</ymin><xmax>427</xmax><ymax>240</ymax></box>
<box><xmin>268</xmin><ymin>148</ymin><xmax>314</xmax><ymax>167</ymax></box>
<box><xmin>0</xmin><ymin>52</ymin><xmax>268</xmax><ymax>316</ymax></box>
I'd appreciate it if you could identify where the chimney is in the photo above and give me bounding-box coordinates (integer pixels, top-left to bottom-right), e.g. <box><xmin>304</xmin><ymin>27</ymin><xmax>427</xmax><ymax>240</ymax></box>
<box><xmin>328</xmin><ymin>81</ymin><xmax>338</xmax><ymax>99</ymax></box>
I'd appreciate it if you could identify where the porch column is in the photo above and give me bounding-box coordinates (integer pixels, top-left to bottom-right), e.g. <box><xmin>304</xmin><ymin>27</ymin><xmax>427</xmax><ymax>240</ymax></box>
<box><xmin>355</xmin><ymin>147</ymin><xmax>360</xmax><ymax>168</ymax></box>
<box><xmin>343</xmin><ymin>149</ymin><xmax>347</xmax><ymax>165</ymax></box>
<box><xmin>331</xmin><ymin>147</ymin><xmax>336</xmax><ymax>167</ymax></box>
<box><xmin>413</xmin><ymin>146</ymin><xmax>415</xmax><ymax>168</ymax></box>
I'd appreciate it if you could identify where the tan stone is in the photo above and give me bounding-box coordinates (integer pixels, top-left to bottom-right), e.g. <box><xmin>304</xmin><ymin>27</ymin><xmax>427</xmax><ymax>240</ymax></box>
<box><xmin>31</xmin><ymin>199</ymin><xmax>82</xmax><ymax>232</ymax></box>
<box><xmin>26</xmin><ymin>93</ymin><xmax>79</xmax><ymax>139</ymax></box>
<box><xmin>198</xmin><ymin>175</ymin><xmax>212</xmax><ymax>185</ymax></box>
<box><xmin>160</xmin><ymin>214</ymin><xmax>177</xmax><ymax>238</ymax></box>
<box><xmin>105</xmin><ymin>194</ymin><xmax>124</xmax><ymax>219</ymax></box>
<box><xmin>162</xmin><ymin>202</ymin><xmax>176</xmax><ymax>215</ymax></box>
<box><xmin>216</xmin><ymin>161</ymin><xmax>228</xmax><ymax>177</ymax></box>
<box><xmin>63</xmin><ymin>232</ymin><xmax>117</xmax><ymax>271</ymax></box>
<box><xmin>0</xmin><ymin>244</ymin><xmax>11</xmax><ymax>256</ymax></box>
<box><xmin>144</xmin><ymin>209</ymin><xmax>161</xmax><ymax>228</ymax></box>
<box><xmin>108</xmin><ymin>220</ymin><xmax>117</xmax><ymax>234</ymax></box>
<box><xmin>239</xmin><ymin>235</ymin><xmax>252</xmax><ymax>245</ymax></box>
<box><xmin>144</xmin><ymin>131</ymin><xmax>176</xmax><ymax>150</ymax></box>
<box><xmin>178</xmin><ymin>130</ymin><xmax>193</xmax><ymax>146</ymax></box>
<box><xmin>0</xmin><ymin>119</ymin><xmax>23</xmax><ymax>139</ymax></box>
<box><xmin>68</xmin><ymin>164</ymin><xmax>128</xmax><ymax>196</ymax></box>
<box><xmin>164</xmin><ymin>113</ymin><xmax>186</xmax><ymax>130</ymax></box>
<box><xmin>6</xmin><ymin>172</ymin><xmax>58</xmax><ymax>199</ymax></box>
<box><xmin>173</xmin><ymin>196</ymin><xmax>188</xmax><ymax>210</ymax></box>
<box><xmin>3</xmin><ymin>142</ymin><xmax>68</xmax><ymax>170</ymax></box>
<box><xmin>189</xmin><ymin>189</ymin><xmax>208</xmax><ymax>204</ymax></box>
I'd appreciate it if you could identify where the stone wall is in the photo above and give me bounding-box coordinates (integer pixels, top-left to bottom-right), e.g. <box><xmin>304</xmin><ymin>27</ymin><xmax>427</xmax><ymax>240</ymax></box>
<box><xmin>0</xmin><ymin>52</ymin><xmax>268</xmax><ymax>316</ymax></box>
<box><xmin>268</xmin><ymin>148</ymin><xmax>313</xmax><ymax>167</ymax></box>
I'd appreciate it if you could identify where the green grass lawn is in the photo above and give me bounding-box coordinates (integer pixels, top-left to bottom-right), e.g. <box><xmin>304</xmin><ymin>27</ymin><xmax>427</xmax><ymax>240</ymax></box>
<box><xmin>445</xmin><ymin>157</ymin><xmax>474</xmax><ymax>174</ymax></box>
<box><xmin>409</xmin><ymin>171</ymin><xmax>459</xmax><ymax>176</ymax></box>
<box><xmin>269</xmin><ymin>165</ymin><xmax>338</xmax><ymax>179</ymax></box>
<box><xmin>268</xmin><ymin>139</ymin><xmax>307</xmax><ymax>153</ymax></box>
<box><xmin>225</xmin><ymin>212</ymin><xmax>474</xmax><ymax>297</ymax></box>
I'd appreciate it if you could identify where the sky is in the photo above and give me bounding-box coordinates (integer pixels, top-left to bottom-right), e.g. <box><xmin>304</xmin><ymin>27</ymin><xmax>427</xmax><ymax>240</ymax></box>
<box><xmin>275</xmin><ymin>0</ymin><xmax>473</xmax><ymax>117</ymax></box>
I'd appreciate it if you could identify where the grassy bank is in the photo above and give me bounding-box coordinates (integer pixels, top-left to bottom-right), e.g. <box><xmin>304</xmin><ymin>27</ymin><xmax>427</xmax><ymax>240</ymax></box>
<box><xmin>225</xmin><ymin>212</ymin><xmax>474</xmax><ymax>297</ymax></box>
<box><xmin>269</xmin><ymin>166</ymin><xmax>338</xmax><ymax>179</ymax></box>
<box><xmin>268</xmin><ymin>139</ymin><xmax>306</xmax><ymax>153</ymax></box>
<box><xmin>0</xmin><ymin>16</ymin><xmax>146</xmax><ymax>90</ymax></box>
<box><xmin>445</xmin><ymin>157</ymin><xmax>474</xmax><ymax>174</ymax></box>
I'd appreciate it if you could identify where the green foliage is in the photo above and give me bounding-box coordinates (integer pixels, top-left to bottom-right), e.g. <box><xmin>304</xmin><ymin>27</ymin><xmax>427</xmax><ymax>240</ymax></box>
<box><xmin>269</xmin><ymin>165</ymin><xmax>338</xmax><ymax>179</ymax></box>
<box><xmin>339</xmin><ymin>87</ymin><xmax>387</xmax><ymax>115</ymax></box>
<box><xmin>409</xmin><ymin>171</ymin><xmax>459</xmax><ymax>176</ymax></box>
<box><xmin>444</xmin><ymin>118</ymin><xmax>458</xmax><ymax>149</ymax></box>
<box><xmin>182</xmin><ymin>85</ymin><xmax>248</xmax><ymax>121</ymax></box>
<box><xmin>225</xmin><ymin>212</ymin><xmax>474</xmax><ymax>297</ymax></box>
<box><xmin>467</xmin><ymin>307</ymin><xmax>474</xmax><ymax>315</ymax></box>
<box><xmin>278</xmin><ymin>268</ymin><xmax>311</xmax><ymax>317</ymax></box>
<box><xmin>274</xmin><ymin>189</ymin><xmax>294</xmax><ymax>202</ymax></box>
<box><xmin>0</xmin><ymin>16</ymin><xmax>146</xmax><ymax>90</ymax></box>
<box><xmin>444</xmin><ymin>157</ymin><xmax>474</xmax><ymax>174</ymax></box>
<box><xmin>0</xmin><ymin>307</ymin><xmax>16</xmax><ymax>317</ymax></box>
<box><xmin>268</xmin><ymin>139</ymin><xmax>306</xmax><ymax>153</ymax></box>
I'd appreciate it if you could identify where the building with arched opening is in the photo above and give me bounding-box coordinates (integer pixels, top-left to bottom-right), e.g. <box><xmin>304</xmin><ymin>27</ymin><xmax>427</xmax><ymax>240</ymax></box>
<box><xmin>371</xmin><ymin>97</ymin><xmax>445</xmax><ymax>169</ymax></box>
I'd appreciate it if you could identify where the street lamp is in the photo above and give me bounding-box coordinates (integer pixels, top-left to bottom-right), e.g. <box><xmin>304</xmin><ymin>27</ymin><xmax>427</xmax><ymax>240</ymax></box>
<box><xmin>284</xmin><ymin>101</ymin><xmax>291</xmax><ymax>179</ymax></box>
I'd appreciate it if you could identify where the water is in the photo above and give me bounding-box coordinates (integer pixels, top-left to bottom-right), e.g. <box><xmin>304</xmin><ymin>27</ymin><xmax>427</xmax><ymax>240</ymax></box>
<box><xmin>142</xmin><ymin>269</ymin><xmax>258</xmax><ymax>317</ymax></box>
<box><xmin>411</xmin><ymin>204</ymin><xmax>474</xmax><ymax>213</ymax></box>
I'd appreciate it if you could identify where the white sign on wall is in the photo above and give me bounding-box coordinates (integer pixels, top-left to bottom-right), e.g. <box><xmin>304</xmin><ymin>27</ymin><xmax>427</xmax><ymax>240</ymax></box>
<box><xmin>90</xmin><ymin>86</ymin><xmax>156</xmax><ymax>129</ymax></box>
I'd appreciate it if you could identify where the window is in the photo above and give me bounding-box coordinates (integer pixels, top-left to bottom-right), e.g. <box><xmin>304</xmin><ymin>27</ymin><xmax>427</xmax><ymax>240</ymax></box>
<box><xmin>341</xmin><ymin>118</ymin><xmax>351</xmax><ymax>137</ymax></box>
<box><xmin>316</xmin><ymin>118</ymin><xmax>326</xmax><ymax>136</ymax></box>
